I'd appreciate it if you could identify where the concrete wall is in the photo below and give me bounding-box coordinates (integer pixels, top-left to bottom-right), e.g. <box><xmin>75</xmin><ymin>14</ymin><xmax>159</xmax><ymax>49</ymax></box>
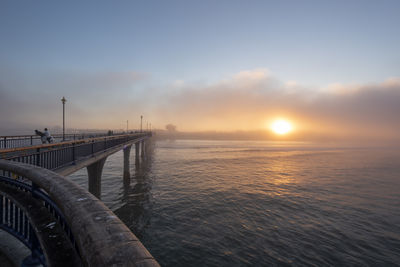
<box><xmin>0</xmin><ymin>160</ymin><xmax>159</xmax><ymax>267</ymax></box>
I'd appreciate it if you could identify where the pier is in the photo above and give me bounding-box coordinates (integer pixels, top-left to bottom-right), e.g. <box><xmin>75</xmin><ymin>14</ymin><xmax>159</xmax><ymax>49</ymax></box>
<box><xmin>0</xmin><ymin>132</ymin><xmax>158</xmax><ymax>266</ymax></box>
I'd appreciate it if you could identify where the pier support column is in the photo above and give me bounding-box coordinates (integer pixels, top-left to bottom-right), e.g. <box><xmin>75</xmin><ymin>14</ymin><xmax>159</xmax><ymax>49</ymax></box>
<box><xmin>135</xmin><ymin>142</ymin><xmax>140</xmax><ymax>165</ymax></box>
<box><xmin>123</xmin><ymin>144</ymin><xmax>132</xmax><ymax>177</ymax></box>
<box><xmin>123</xmin><ymin>170</ymin><xmax>131</xmax><ymax>187</ymax></box>
<box><xmin>141</xmin><ymin>141</ymin><xmax>145</xmax><ymax>158</ymax></box>
<box><xmin>87</xmin><ymin>157</ymin><xmax>107</xmax><ymax>199</ymax></box>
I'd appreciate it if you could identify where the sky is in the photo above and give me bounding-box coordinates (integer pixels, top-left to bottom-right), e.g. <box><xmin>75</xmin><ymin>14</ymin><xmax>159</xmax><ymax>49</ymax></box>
<box><xmin>0</xmin><ymin>1</ymin><xmax>399</xmax><ymax>142</ymax></box>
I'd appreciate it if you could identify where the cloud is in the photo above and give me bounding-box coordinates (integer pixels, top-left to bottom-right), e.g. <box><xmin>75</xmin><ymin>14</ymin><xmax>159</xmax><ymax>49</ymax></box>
<box><xmin>152</xmin><ymin>69</ymin><xmax>400</xmax><ymax>141</ymax></box>
<box><xmin>1</xmin><ymin>67</ymin><xmax>399</xmax><ymax>143</ymax></box>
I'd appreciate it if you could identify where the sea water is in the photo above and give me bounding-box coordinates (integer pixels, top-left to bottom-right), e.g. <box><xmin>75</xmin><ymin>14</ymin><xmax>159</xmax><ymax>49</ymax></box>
<box><xmin>69</xmin><ymin>140</ymin><xmax>400</xmax><ymax>266</ymax></box>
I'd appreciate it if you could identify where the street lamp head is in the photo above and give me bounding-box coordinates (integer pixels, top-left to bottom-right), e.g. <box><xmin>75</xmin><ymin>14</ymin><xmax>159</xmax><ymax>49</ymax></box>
<box><xmin>61</xmin><ymin>97</ymin><xmax>67</xmax><ymax>104</ymax></box>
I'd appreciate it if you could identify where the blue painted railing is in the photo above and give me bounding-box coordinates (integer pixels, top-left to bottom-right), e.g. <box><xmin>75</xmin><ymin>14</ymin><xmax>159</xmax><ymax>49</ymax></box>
<box><xmin>0</xmin><ymin>151</ymin><xmax>159</xmax><ymax>267</ymax></box>
<box><xmin>0</xmin><ymin>176</ymin><xmax>46</xmax><ymax>265</ymax></box>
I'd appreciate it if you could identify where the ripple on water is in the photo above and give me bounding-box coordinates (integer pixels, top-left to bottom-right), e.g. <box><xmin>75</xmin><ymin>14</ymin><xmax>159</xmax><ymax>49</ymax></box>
<box><xmin>68</xmin><ymin>141</ymin><xmax>400</xmax><ymax>266</ymax></box>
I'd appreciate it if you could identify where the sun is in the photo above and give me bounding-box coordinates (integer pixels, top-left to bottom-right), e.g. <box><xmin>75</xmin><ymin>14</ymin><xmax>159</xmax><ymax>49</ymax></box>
<box><xmin>271</xmin><ymin>120</ymin><xmax>292</xmax><ymax>135</ymax></box>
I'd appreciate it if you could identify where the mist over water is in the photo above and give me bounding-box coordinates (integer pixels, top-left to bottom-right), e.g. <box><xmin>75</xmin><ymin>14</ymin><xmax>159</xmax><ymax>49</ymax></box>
<box><xmin>69</xmin><ymin>140</ymin><xmax>400</xmax><ymax>266</ymax></box>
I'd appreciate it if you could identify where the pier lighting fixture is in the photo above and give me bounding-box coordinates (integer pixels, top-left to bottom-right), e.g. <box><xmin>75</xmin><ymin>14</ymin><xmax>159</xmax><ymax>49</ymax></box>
<box><xmin>61</xmin><ymin>97</ymin><xmax>66</xmax><ymax>141</ymax></box>
<box><xmin>140</xmin><ymin>115</ymin><xmax>143</xmax><ymax>132</ymax></box>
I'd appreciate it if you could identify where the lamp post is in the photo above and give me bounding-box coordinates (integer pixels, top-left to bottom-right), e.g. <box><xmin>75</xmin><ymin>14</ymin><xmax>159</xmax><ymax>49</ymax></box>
<box><xmin>126</xmin><ymin>120</ymin><xmax>129</xmax><ymax>133</ymax></box>
<box><xmin>140</xmin><ymin>115</ymin><xmax>143</xmax><ymax>132</ymax></box>
<box><xmin>61</xmin><ymin>97</ymin><xmax>66</xmax><ymax>141</ymax></box>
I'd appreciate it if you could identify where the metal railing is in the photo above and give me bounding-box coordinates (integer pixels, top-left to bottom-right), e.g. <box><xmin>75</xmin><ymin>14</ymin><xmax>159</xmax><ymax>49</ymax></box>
<box><xmin>0</xmin><ymin>133</ymin><xmax>151</xmax><ymax>171</ymax></box>
<box><xmin>0</xmin><ymin>132</ymin><xmax>133</xmax><ymax>149</ymax></box>
<box><xmin>0</xmin><ymin>159</ymin><xmax>159</xmax><ymax>267</ymax></box>
<box><xmin>0</xmin><ymin>176</ymin><xmax>67</xmax><ymax>266</ymax></box>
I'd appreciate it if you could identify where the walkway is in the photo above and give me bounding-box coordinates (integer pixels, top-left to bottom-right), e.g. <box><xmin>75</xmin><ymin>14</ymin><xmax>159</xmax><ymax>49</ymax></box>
<box><xmin>0</xmin><ymin>132</ymin><xmax>158</xmax><ymax>266</ymax></box>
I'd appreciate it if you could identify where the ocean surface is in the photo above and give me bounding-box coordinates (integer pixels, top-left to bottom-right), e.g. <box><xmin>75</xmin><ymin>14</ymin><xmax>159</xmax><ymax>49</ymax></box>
<box><xmin>68</xmin><ymin>140</ymin><xmax>400</xmax><ymax>266</ymax></box>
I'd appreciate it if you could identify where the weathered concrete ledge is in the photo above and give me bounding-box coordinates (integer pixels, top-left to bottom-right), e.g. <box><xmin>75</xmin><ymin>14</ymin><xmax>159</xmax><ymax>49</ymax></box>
<box><xmin>0</xmin><ymin>229</ymin><xmax>31</xmax><ymax>267</ymax></box>
<box><xmin>0</xmin><ymin>182</ymin><xmax>82</xmax><ymax>266</ymax></box>
<box><xmin>0</xmin><ymin>159</ymin><xmax>159</xmax><ymax>267</ymax></box>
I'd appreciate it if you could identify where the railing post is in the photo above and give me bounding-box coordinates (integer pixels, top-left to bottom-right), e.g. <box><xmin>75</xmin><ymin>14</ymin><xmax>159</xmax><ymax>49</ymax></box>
<box><xmin>4</xmin><ymin>198</ymin><xmax>8</xmax><ymax>223</ymax></box>
<box><xmin>91</xmin><ymin>140</ymin><xmax>94</xmax><ymax>155</ymax></box>
<box><xmin>22</xmin><ymin>225</ymin><xmax>41</xmax><ymax>266</ymax></box>
<box><xmin>36</xmin><ymin>148</ymin><xmax>40</xmax><ymax>167</ymax></box>
<box><xmin>4</xmin><ymin>137</ymin><xmax>6</xmax><ymax>149</ymax></box>
<box><xmin>15</xmin><ymin>205</ymin><xmax>19</xmax><ymax>231</ymax></box>
<box><xmin>30</xmin><ymin>135</ymin><xmax>33</xmax><ymax>145</ymax></box>
<box><xmin>0</xmin><ymin>196</ymin><xmax>3</xmax><ymax>224</ymax></box>
<box><xmin>72</xmin><ymin>143</ymin><xmax>76</xmax><ymax>163</ymax></box>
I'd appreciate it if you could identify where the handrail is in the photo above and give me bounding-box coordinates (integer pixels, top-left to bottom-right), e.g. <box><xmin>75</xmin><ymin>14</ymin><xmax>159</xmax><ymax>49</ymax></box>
<box><xmin>0</xmin><ymin>176</ymin><xmax>81</xmax><ymax>266</ymax></box>
<box><xmin>0</xmin><ymin>159</ymin><xmax>159</xmax><ymax>266</ymax></box>
<box><xmin>0</xmin><ymin>132</ymin><xmax>150</xmax><ymax>156</ymax></box>
<box><xmin>0</xmin><ymin>131</ymin><xmax>140</xmax><ymax>149</ymax></box>
<box><xmin>0</xmin><ymin>185</ymin><xmax>47</xmax><ymax>265</ymax></box>
<box><xmin>0</xmin><ymin>133</ymin><xmax>151</xmax><ymax>172</ymax></box>
<box><xmin>0</xmin><ymin>132</ymin><xmax>130</xmax><ymax>138</ymax></box>
<box><xmin>0</xmin><ymin>133</ymin><xmax>94</xmax><ymax>138</ymax></box>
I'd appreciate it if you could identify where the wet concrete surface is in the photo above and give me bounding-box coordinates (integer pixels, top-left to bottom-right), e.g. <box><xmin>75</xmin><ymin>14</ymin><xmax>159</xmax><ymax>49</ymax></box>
<box><xmin>0</xmin><ymin>229</ymin><xmax>31</xmax><ymax>267</ymax></box>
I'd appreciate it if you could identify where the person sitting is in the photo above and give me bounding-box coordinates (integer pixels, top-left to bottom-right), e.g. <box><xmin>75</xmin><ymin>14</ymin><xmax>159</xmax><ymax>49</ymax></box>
<box><xmin>35</xmin><ymin>129</ymin><xmax>47</xmax><ymax>144</ymax></box>
<box><xmin>44</xmin><ymin>128</ymin><xmax>54</xmax><ymax>143</ymax></box>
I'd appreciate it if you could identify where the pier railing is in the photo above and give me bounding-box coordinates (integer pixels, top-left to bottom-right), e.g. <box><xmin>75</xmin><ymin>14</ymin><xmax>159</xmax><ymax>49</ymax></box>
<box><xmin>0</xmin><ymin>131</ymin><xmax>138</xmax><ymax>149</ymax></box>
<box><xmin>0</xmin><ymin>159</ymin><xmax>159</xmax><ymax>266</ymax></box>
<box><xmin>0</xmin><ymin>174</ymin><xmax>78</xmax><ymax>266</ymax></box>
<box><xmin>0</xmin><ymin>133</ymin><xmax>151</xmax><ymax>171</ymax></box>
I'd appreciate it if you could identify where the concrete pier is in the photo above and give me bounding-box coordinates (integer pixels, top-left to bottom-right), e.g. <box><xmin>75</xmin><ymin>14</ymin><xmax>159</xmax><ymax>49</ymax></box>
<box><xmin>141</xmin><ymin>141</ymin><xmax>145</xmax><ymax>158</ymax></box>
<box><xmin>0</xmin><ymin>133</ymin><xmax>158</xmax><ymax>266</ymax></box>
<box><xmin>87</xmin><ymin>158</ymin><xmax>107</xmax><ymax>198</ymax></box>
<box><xmin>123</xmin><ymin>144</ymin><xmax>132</xmax><ymax>177</ymax></box>
<box><xmin>135</xmin><ymin>142</ymin><xmax>140</xmax><ymax>165</ymax></box>
<box><xmin>0</xmin><ymin>230</ymin><xmax>31</xmax><ymax>267</ymax></box>
<box><xmin>0</xmin><ymin>159</ymin><xmax>159</xmax><ymax>267</ymax></box>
